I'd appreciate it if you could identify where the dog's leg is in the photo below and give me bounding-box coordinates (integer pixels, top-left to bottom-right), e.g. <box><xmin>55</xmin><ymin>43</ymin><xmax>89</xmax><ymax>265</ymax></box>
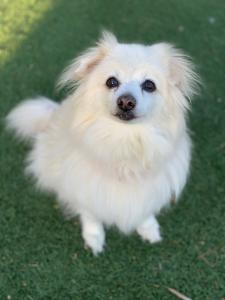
<box><xmin>137</xmin><ymin>215</ymin><xmax>162</xmax><ymax>243</ymax></box>
<box><xmin>80</xmin><ymin>213</ymin><xmax>105</xmax><ymax>255</ymax></box>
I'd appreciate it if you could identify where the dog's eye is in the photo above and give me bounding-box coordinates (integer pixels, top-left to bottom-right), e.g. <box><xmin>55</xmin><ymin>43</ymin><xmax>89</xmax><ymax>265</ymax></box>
<box><xmin>106</xmin><ymin>77</ymin><xmax>120</xmax><ymax>89</ymax></box>
<box><xmin>141</xmin><ymin>79</ymin><xmax>156</xmax><ymax>93</ymax></box>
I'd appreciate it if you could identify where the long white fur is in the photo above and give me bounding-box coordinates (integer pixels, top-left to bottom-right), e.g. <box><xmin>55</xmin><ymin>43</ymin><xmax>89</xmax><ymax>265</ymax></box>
<box><xmin>6</xmin><ymin>97</ymin><xmax>59</xmax><ymax>139</ymax></box>
<box><xmin>6</xmin><ymin>32</ymin><xmax>198</xmax><ymax>254</ymax></box>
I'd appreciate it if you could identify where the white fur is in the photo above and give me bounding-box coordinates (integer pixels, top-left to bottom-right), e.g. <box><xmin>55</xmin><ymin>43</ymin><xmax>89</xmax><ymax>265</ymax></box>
<box><xmin>137</xmin><ymin>215</ymin><xmax>162</xmax><ymax>243</ymax></box>
<box><xmin>6</xmin><ymin>97</ymin><xmax>59</xmax><ymax>139</ymax></box>
<box><xmin>7</xmin><ymin>32</ymin><xmax>198</xmax><ymax>254</ymax></box>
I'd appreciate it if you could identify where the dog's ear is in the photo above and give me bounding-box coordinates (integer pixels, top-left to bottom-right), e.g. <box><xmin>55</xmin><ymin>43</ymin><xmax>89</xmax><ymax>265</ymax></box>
<box><xmin>152</xmin><ymin>43</ymin><xmax>200</xmax><ymax>99</ymax></box>
<box><xmin>57</xmin><ymin>31</ymin><xmax>117</xmax><ymax>90</ymax></box>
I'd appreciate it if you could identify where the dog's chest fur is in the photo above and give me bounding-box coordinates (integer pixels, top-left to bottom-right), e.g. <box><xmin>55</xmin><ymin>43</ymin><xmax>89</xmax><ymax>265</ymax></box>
<box><xmin>27</xmin><ymin>119</ymin><xmax>189</xmax><ymax>233</ymax></box>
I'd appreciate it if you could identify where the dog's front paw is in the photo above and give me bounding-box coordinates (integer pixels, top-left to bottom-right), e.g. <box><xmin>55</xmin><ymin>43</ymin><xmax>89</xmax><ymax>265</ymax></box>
<box><xmin>137</xmin><ymin>216</ymin><xmax>162</xmax><ymax>244</ymax></box>
<box><xmin>81</xmin><ymin>214</ymin><xmax>105</xmax><ymax>255</ymax></box>
<box><xmin>84</xmin><ymin>231</ymin><xmax>105</xmax><ymax>255</ymax></box>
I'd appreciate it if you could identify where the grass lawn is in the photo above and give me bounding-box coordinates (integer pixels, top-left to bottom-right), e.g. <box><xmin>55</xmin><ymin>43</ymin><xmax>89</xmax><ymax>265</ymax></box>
<box><xmin>1</xmin><ymin>0</ymin><xmax>225</xmax><ymax>299</ymax></box>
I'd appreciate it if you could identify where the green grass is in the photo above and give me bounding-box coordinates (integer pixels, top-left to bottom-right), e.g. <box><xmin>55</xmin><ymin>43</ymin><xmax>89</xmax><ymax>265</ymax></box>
<box><xmin>1</xmin><ymin>0</ymin><xmax>225</xmax><ymax>299</ymax></box>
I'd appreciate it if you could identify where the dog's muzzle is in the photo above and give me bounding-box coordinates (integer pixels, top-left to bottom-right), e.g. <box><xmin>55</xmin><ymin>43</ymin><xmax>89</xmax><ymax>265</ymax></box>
<box><xmin>115</xmin><ymin>94</ymin><xmax>136</xmax><ymax>121</ymax></box>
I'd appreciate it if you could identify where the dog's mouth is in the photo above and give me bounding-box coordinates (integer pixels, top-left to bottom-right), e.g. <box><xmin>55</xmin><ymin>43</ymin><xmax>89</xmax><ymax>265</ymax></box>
<box><xmin>115</xmin><ymin>111</ymin><xmax>136</xmax><ymax>121</ymax></box>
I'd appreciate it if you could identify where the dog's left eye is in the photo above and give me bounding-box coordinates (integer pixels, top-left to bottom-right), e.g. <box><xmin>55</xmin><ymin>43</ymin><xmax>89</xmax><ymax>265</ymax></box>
<box><xmin>141</xmin><ymin>79</ymin><xmax>156</xmax><ymax>93</ymax></box>
<box><xmin>106</xmin><ymin>77</ymin><xmax>120</xmax><ymax>89</ymax></box>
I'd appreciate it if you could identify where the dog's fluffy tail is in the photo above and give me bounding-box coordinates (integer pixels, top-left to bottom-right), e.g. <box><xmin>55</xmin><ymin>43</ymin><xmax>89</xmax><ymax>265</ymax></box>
<box><xmin>6</xmin><ymin>97</ymin><xmax>59</xmax><ymax>139</ymax></box>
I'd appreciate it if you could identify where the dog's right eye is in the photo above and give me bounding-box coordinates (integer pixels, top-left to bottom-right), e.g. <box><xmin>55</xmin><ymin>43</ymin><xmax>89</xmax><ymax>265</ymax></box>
<box><xmin>141</xmin><ymin>79</ymin><xmax>156</xmax><ymax>93</ymax></box>
<box><xmin>106</xmin><ymin>77</ymin><xmax>120</xmax><ymax>89</ymax></box>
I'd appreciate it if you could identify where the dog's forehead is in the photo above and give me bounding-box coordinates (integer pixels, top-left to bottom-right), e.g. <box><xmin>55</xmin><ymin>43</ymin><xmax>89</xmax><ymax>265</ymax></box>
<box><xmin>110</xmin><ymin>44</ymin><xmax>149</xmax><ymax>63</ymax></box>
<box><xmin>106</xmin><ymin>43</ymin><xmax>164</xmax><ymax>71</ymax></box>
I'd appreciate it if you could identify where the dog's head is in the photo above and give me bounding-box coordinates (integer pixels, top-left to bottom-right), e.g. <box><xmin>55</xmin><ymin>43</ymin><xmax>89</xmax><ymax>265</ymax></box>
<box><xmin>58</xmin><ymin>32</ymin><xmax>199</xmax><ymax>124</ymax></box>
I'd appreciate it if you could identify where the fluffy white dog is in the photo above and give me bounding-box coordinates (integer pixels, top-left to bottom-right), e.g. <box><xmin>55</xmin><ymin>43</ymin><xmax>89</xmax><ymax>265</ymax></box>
<box><xmin>7</xmin><ymin>32</ymin><xmax>198</xmax><ymax>254</ymax></box>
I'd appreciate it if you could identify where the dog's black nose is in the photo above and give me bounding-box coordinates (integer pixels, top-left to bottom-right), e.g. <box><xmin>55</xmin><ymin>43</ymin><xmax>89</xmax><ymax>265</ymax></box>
<box><xmin>117</xmin><ymin>94</ymin><xmax>136</xmax><ymax>111</ymax></box>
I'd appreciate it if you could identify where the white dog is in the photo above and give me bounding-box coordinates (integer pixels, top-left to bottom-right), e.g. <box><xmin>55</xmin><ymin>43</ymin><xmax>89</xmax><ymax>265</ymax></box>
<box><xmin>7</xmin><ymin>32</ymin><xmax>198</xmax><ymax>254</ymax></box>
